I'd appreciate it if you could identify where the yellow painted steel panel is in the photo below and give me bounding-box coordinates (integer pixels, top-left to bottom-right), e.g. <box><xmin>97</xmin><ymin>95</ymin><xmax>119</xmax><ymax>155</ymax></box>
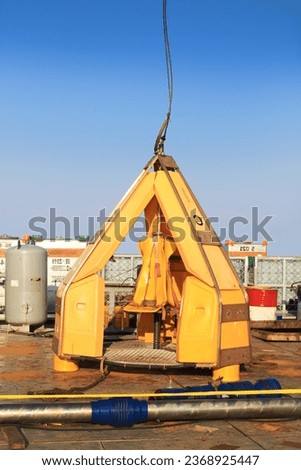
<box><xmin>177</xmin><ymin>276</ymin><xmax>219</xmax><ymax>364</ymax></box>
<box><xmin>61</xmin><ymin>274</ymin><xmax>104</xmax><ymax>357</ymax></box>
<box><xmin>203</xmin><ymin>245</ymin><xmax>241</xmax><ymax>290</ymax></box>
<box><xmin>154</xmin><ymin>171</ymin><xmax>214</xmax><ymax>287</ymax></box>
<box><xmin>220</xmin><ymin>290</ymin><xmax>246</xmax><ymax>304</ymax></box>
<box><xmin>221</xmin><ymin>321</ymin><xmax>250</xmax><ymax>350</ymax></box>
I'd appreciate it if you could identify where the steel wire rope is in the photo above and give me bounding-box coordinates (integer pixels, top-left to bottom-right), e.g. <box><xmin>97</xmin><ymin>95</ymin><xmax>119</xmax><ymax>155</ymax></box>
<box><xmin>154</xmin><ymin>0</ymin><xmax>174</xmax><ymax>155</ymax></box>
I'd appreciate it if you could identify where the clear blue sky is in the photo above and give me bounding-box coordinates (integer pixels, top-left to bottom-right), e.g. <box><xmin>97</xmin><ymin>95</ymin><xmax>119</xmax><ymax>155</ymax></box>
<box><xmin>1</xmin><ymin>0</ymin><xmax>300</xmax><ymax>256</ymax></box>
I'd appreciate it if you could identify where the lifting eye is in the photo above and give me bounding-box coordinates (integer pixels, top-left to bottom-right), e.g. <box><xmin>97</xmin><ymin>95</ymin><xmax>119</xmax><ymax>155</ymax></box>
<box><xmin>192</xmin><ymin>214</ymin><xmax>203</xmax><ymax>226</ymax></box>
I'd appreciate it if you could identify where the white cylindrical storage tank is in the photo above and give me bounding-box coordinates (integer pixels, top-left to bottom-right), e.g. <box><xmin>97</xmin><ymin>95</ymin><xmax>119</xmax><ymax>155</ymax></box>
<box><xmin>5</xmin><ymin>244</ymin><xmax>47</xmax><ymax>325</ymax></box>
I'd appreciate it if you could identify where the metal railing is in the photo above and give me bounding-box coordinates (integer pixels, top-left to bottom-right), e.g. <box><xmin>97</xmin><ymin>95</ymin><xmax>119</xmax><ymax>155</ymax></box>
<box><xmin>104</xmin><ymin>254</ymin><xmax>301</xmax><ymax>313</ymax></box>
<box><xmin>254</xmin><ymin>257</ymin><xmax>301</xmax><ymax>312</ymax></box>
<box><xmin>1</xmin><ymin>253</ymin><xmax>301</xmax><ymax>315</ymax></box>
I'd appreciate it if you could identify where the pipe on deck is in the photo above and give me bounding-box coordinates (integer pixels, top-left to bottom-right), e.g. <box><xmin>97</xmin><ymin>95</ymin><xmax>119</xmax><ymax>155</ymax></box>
<box><xmin>1</xmin><ymin>398</ymin><xmax>301</xmax><ymax>426</ymax></box>
<box><xmin>147</xmin><ymin>398</ymin><xmax>301</xmax><ymax>421</ymax></box>
<box><xmin>0</xmin><ymin>402</ymin><xmax>91</xmax><ymax>424</ymax></box>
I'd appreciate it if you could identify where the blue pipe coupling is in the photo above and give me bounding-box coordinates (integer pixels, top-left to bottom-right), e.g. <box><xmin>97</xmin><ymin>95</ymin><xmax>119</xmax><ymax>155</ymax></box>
<box><xmin>91</xmin><ymin>398</ymin><xmax>148</xmax><ymax>427</ymax></box>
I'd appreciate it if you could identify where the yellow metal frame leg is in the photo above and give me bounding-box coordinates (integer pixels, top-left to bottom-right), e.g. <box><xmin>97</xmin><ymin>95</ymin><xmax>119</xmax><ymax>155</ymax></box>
<box><xmin>53</xmin><ymin>354</ymin><xmax>79</xmax><ymax>373</ymax></box>
<box><xmin>212</xmin><ymin>365</ymin><xmax>240</xmax><ymax>383</ymax></box>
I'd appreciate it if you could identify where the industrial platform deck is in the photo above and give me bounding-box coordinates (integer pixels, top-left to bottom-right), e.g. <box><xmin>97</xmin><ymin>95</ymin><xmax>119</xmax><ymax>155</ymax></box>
<box><xmin>0</xmin><ymin>330</ymin><xmax>301</xmax><ymax>450</ymax></box>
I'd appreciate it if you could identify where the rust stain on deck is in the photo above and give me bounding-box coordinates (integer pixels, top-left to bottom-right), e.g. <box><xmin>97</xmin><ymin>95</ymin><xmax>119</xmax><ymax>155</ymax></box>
<box><xmin>0</xmin><ymin>370</ymin><xmax>46</xmax><ymax>381</ymax></box>
<box><xmin>0</xmin><ymin>342</ymin><xmax>38</xmax><ymax>356</ymax></box>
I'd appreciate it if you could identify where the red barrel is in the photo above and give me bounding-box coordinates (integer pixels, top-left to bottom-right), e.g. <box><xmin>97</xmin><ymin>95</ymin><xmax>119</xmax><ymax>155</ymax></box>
<box><xmin>246</xmin><ymin>287</ymin><xmax>278</xmax><ymax>307</ymax></box>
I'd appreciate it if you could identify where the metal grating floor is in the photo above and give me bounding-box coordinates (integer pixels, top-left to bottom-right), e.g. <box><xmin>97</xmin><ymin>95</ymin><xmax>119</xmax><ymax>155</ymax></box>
<box><xmin>105</xmin><ymin>340</ymin><xmax>184</xmax><ymax>369</ymax></box>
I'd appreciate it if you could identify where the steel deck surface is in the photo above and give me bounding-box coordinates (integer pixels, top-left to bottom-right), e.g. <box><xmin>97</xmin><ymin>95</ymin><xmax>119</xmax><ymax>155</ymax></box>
<box><xmin>0</xmin><ymin>330</ymin><xmax>301</xmax><ymax>450</ymax></box>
